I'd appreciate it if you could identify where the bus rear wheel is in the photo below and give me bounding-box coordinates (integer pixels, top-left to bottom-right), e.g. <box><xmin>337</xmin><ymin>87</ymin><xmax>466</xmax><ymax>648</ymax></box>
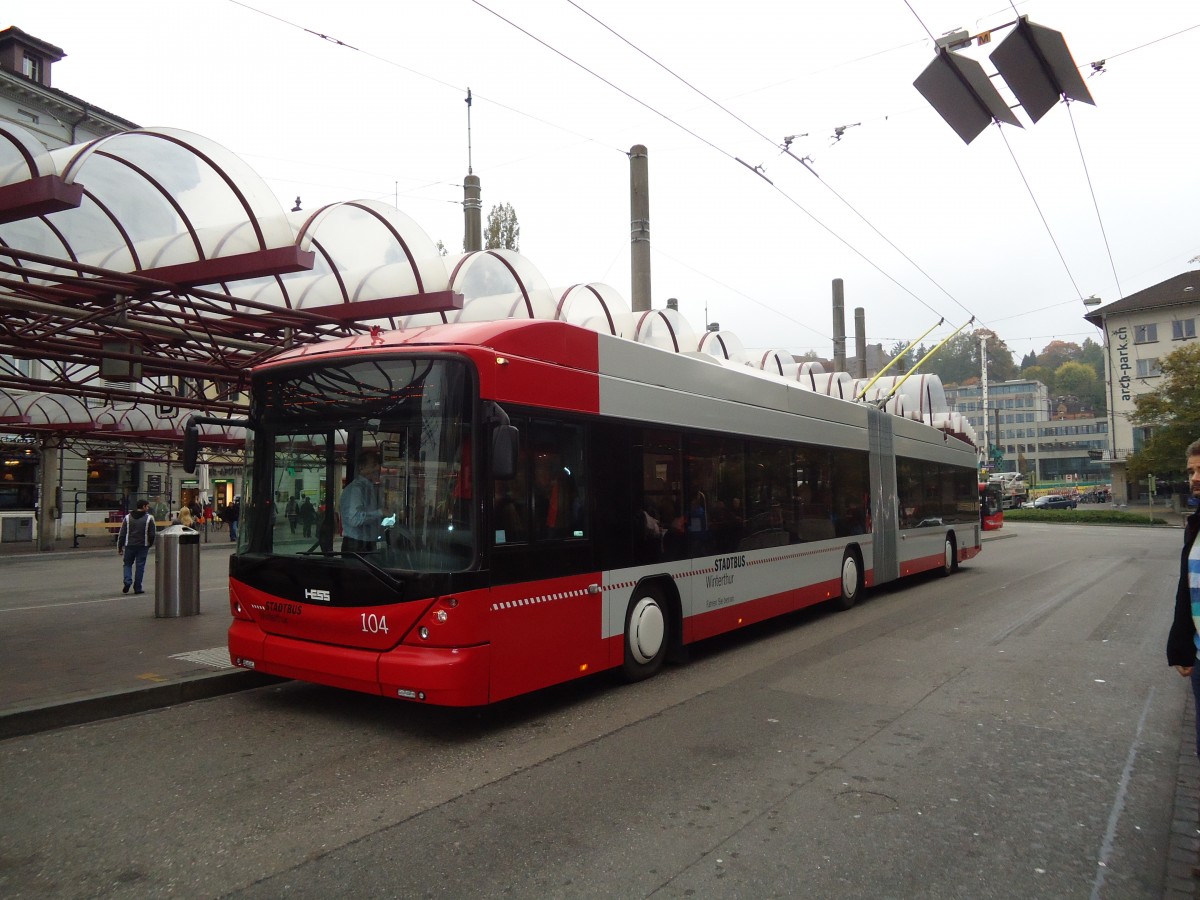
<box><xmin>622</xmin><ymin>588</ymin><xmax>668</xmax><ymax>681</ymax></box>
<box><xmin>835</xmin><ymin>550</ymin><xmax>863</xmax><ymax>611</ymax></box>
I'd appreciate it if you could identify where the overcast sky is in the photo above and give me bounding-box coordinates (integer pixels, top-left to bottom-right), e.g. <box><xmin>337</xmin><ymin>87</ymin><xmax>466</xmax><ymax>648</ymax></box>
<box><xmin>7</xmin><ymin>0</ymin><xmax>1198</xmax><ymax>361</ymax></box>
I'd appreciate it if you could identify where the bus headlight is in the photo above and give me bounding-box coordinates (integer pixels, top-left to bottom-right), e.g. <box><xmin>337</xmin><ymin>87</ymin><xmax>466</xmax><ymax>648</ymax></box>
<box><xmin>419</xmin><ymin>626</ymin><xmax>429</xmax><ymax>640</ymax></box>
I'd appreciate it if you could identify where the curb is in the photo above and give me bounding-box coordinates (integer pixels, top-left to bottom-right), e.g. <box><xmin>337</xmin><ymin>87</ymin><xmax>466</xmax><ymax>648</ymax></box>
<box><xmin>1169</xmin><ymin>697</ymin><xmax>1200</xmax><ymax>898</ymax></box>
<box><xmin>0</xmin><ymin>670</ymin><xmax>283</xmax><ymax>741</ymax></box>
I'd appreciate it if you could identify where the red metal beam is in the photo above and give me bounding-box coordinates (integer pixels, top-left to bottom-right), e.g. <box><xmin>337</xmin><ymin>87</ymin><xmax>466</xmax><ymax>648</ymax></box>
<box><xmin>303</xmin><ymin>290</ymin><xmax>464</xmax><ymax>322</ymax></box>
<box><xmin>0</xmin><ymin>175</ymin><xmax>84</xmax><ymax>225</ymax></box>
<box><xmin>140</xmin><ymin>245</ymin><xmax>316</xmax><ymax>288</ymax></box>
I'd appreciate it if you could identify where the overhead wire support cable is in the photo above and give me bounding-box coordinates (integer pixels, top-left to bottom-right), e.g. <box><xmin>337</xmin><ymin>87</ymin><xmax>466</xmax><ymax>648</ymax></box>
<box><xmin>468</xmin><ymin>0</ymin><xmax>738</xmax><ymax>164</ymax></box>
<box><xmin>564</xmin><ymin>0</ymin><xmax>783</xmax><ymax>149</ymax></box>
<box><xmin>475</xmin><ymin>0</ymin><xmax>961</xmax><ymax>332</ymax></box>
<box><xmin>227</xmin><ymin>0</ymin><xmax>626</xmax><ymax>155</ymax></box>
<box><xmin>1064</xmin><ymin>99</ymin><xmax>1123</xmax><ymax>301</ymax></box>
<box><xmin>997</xmin><ymin>125</ymin><xmax>1085</xmax><ymax>301</ymax></box>
<box><xmin>566</xmin><ymin>0</ymin><xmax>988</xmax><ymax>331</ymax></box>
<box><xmin>779</xmin><ymin>147</ymin><xmax>983</xmax><ymax>325</ymax></box>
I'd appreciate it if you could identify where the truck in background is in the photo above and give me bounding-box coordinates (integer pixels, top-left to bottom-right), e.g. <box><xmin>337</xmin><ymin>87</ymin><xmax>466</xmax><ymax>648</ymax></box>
<box><xmin>987</xmin><ymin>471</ymin><xmax>1029</xmax><ymax>509</ymax></box>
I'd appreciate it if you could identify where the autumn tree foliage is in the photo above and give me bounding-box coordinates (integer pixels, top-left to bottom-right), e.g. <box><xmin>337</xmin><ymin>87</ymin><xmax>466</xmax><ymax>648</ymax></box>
<box><xmin>1126</xmin><ymin>343</ymin><xmax>1200</xmax><ymax>480</ymax></box>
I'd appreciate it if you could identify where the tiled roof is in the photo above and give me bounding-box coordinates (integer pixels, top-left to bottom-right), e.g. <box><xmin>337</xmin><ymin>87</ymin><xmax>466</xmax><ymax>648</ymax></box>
<box><xmin>1083</xmin><ymin>272</ymin><xmax>1200</xmax><ymax>326</ymax></box>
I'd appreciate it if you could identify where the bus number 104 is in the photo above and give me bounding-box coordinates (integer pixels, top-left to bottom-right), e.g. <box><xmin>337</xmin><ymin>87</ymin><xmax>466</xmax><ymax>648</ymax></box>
<box><xmin>361</xmin><ymin>613</ymin><xmax>389</xmax><ymax>634</ymax></box>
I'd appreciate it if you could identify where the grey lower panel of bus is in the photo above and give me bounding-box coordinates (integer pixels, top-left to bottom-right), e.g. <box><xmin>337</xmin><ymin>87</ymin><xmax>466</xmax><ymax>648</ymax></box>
<box><xmin>868</xmin><ymin>408</ymin><xmax>899</xmax><ymax>584</ymax></box>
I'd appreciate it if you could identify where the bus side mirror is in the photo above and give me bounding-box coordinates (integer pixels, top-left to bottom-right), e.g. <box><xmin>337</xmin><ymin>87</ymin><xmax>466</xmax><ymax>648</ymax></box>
<box><xmin>183</xmin><ymin>417</ymin><xmax>200</xmax><ymax>474</ymax></box>
<box><xmin>492</xmin><ymin>425</ymin><xmax>519</xmax><ymax>479</ymax></box>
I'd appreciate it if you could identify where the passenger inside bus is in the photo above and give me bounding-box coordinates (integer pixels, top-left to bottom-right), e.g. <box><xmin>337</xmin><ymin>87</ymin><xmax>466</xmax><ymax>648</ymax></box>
<box><xmin>339</xmin><ymin>448</ymin><xmax>395</xmax><ymax>553</ymax></box>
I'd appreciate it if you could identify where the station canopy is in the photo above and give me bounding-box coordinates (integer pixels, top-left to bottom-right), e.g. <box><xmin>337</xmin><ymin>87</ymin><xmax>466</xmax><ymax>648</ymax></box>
<box><xmin>0</xmin><ymin>122</ymin><xmax>976</xmax><ymax>452</ymax></box>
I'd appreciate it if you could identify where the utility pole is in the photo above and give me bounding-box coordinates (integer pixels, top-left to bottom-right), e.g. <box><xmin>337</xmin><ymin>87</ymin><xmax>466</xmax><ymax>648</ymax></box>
<box><xmin>980</xmin><ymin>334</ymin><xmax>989</xmax><ymax>467</ymax></box>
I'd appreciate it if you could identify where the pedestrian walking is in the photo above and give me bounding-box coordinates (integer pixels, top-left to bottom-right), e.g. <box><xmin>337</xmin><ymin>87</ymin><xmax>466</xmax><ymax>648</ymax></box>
<box><xmin>1166</xmin><ymin>438</ymin><xmax>1200</xmax><ymax>757</ymax></box>
<box><xmin>116</xmin><ymin>499</ymin><xmax>157</xmax><ymax>595</ymax></box>
<box><xmin>299</xmin><ymin>496</ymin><xmax>316</xmax><ymax>537</ymax></box>
<box><xmin>224</xmin><ymin>497</ymin><xmax>241</xmax><ymax>542</ymax></box>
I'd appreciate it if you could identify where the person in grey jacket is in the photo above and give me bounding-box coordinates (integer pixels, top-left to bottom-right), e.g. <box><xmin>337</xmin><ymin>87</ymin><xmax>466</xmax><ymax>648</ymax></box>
<box><xmin>117</xmin><ymin>499</ymin><xmax>157</xmax><ymax>594</ymax></box>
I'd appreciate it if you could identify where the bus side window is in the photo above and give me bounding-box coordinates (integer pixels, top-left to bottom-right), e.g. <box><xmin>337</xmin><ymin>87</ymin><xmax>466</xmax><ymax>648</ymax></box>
<box><xmin>494</xmin><ymin>435</ymin><xmax>529</xmax><ymax>544</ymax></box>
<box><xmin>530</xmin><ymin>420</ymin><xmax>586</xmax><ymax>541</ymax></box>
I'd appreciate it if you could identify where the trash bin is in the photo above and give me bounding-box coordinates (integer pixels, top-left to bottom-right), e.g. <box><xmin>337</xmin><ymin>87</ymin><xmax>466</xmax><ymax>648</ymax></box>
<box><xmin>154</xmin><ymin>525</ymin><xmax>200</xmax><ymax>617</ymax></box>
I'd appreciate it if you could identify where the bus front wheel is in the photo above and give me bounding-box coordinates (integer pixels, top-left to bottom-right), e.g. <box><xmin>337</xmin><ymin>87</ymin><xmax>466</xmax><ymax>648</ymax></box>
<box><xmin>622</xmin><ymin>588</ymin><xmax>668</xmax><ymax>681</ymax></box>
<box><xmin>835</xmin><ymin>550</ymin><xmax>863</xmax><ymax>611</ymax></box>
<box><xmin>941</xmin><ymin>533</ymin><xmax>958</xmax><ymax>576</ymax></box>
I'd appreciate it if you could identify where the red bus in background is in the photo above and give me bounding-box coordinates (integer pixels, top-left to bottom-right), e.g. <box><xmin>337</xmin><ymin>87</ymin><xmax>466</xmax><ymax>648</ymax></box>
<box><xmin>980</xmin><ymin>482</ymin><xmax>1004</xmax><ymax>531</ymax></box>
<box><xmin>195</xmin><ymin>319</ymin><xmax>982</xmax><ymax>707</ymax></box>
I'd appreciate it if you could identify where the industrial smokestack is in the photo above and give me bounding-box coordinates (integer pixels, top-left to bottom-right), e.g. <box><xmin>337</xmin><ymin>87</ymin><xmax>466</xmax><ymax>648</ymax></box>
<box><xmin>630</xmin><ymin>145</ymin><xmax>651</xmax><ymax>312</ymax></box>
<box><xmin>854</xmin><ymin>307</ymin><xmax>866</xmax><ymax>378</ymax></box>
<box><xmin>832</xmin><ymin>278</ymin><xmax>846</xmax><ymax>373</ymax></box>
<box><xmin>463</xmin><ymin>173</ymin><xmax>482</xmax><ymax>252</ymax></box>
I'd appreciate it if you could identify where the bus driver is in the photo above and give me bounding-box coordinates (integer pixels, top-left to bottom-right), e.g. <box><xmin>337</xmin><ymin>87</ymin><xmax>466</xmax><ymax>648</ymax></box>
<box><xmin>339</xmin><ymin>448</ymin><xmax>396</xmax><ymax>553</ymax></box>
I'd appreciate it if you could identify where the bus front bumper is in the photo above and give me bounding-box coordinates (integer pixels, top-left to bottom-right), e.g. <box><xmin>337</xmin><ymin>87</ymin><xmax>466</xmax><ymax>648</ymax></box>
<box><xmin>229</xmin><ymin>620</ymin><xmax>491</xmax><ymax>707</ymax></box>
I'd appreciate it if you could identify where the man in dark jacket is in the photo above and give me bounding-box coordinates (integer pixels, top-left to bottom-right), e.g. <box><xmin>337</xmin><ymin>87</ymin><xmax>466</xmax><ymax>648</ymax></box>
<box><xmin>1166</xmin><ymin>438</ymin><xmax>1200</xmax><ymax>756</ymax></box>
<box><xmin>117</xmin><ymin>499</ymin><xmax>157</xmax><ymax>595</ymax></box>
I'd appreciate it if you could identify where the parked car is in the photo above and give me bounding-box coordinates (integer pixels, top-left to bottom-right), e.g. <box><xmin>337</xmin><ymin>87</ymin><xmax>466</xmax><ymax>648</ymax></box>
<box><xmin>1031</xmin><ymin>494</ymin><xmax>1078</xmax><ymax>510</ymax></box>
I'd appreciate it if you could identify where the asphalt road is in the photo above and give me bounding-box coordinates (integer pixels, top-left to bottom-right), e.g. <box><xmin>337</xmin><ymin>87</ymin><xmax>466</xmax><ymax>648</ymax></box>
<box><xmin>0</xmin><ymin>523</ymin><xmax>1189</xmax><ymax>899</ymax></box>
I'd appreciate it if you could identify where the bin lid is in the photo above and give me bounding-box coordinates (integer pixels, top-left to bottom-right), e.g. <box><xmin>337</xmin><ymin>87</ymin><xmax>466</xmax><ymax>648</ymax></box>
<box><xmin>159</xmin><ymin>524</ymin><xmax>199</xmax><ymax>535</ymax></box>
<box><xmin>158</xmin><ymin>524</ymin><xmax>201</xmax><ymax>544</ymax></box>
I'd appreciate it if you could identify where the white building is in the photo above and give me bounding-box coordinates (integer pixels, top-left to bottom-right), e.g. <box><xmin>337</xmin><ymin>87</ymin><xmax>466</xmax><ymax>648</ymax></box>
<box><xmin>1083</xmin><ymin>272</ymin><xmax>1200</xmax><ymax>503</ymax></box>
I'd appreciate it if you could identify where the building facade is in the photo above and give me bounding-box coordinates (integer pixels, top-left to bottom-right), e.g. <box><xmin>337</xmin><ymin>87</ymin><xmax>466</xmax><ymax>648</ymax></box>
<box><xmin>1084</xmin><ymin>272</ymin><xmax>1200</xmax><ymax>503</ymax></box>
<box><xmin>945</xmin><ymin>379</ymin><xmax>1109</xmax><ymax>488</ymax></box>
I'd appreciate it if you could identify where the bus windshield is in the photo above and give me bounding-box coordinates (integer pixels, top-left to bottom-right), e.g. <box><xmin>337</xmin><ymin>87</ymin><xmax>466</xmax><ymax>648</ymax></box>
<box><xmin>243</xmin><ymin>357</ymin><xmax>476</xmax><ymax>573</ymax></box>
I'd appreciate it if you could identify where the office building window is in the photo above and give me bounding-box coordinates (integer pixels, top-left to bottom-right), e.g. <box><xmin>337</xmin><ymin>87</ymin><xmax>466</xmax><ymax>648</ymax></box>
<box><xmin>1172</xmin><ymin>318</ymin><xmax>1196</xmax><ymax>340</ymax></box>
<box><xmin>1134</xmin><ymin>323</ymin><xmax>1158</xmax><ymax>343</ymax></box>
<box><xmin>1136</xmin><ymin>358</ymin><xmax>1161</xmax><ymax>377</ymax></box>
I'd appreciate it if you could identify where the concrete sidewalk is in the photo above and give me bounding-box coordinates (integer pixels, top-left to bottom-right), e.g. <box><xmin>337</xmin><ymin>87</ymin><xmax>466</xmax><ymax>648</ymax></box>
<box><xmin>0</xmin><ymin>535</ymin><xmax>278</xmax><ymax>740</ymax></box>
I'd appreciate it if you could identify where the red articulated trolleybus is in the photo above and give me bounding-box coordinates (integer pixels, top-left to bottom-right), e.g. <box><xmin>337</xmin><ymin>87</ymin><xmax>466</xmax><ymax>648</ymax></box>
<box><xmin>190</xmin><ymin>318</ymin><xmax>981</xmax><ymax>706</ymax></box>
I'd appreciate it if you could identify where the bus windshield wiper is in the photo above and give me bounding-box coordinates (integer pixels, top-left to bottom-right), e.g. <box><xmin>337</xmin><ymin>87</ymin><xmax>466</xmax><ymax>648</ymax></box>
<box><xmin>299</xmin><ymin>549</ymin><xmax>407</xmax><ymax>591</ymax></box>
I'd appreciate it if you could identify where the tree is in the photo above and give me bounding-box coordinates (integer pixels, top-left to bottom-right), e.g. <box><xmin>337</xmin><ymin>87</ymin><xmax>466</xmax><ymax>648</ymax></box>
<box><xmin>1054</xmin><ymin>360</ymin><xmax>1103</xmax><ymax>410</ymax></box>
<box><xmin>1051</xmin><ymin>362</ymin><xmax>1104</xmax><ymax>415</ymax></box>
<box><xmin>1078</xmin><ymin>337</ymin><xmax>1104</xmax><ymax>380</ymax></box>
<box><xmin>921</xmin><ymin>328</ymin><xmax>1015</xmax><ymax>385</ymax></box>
<box><xmin>434</xmin><ymin>239</ymin><xmax>449</xmax><ymax>257</ymax></box>
<box><xmin>1019</xmin><ymin>351</ymin><xmax>1037</xmax><ymax>370</ymax></box>
<box><xmin>887</xmin><ymin>340</ymin><xmax>912</xmax><ymax>373</ymax></box>
<box><xmin>1036</xmin><ymin>339</ymin><xmax>1081</xmax><ymax>373</ymax></box>
<box><xmin>1126</xmin><ymin>343</ymin><xmax>1200</xmax><ymax>480</ymax></box>
<box><xmin>484</xmin><ymin>203</ymin><xmax>520</xmax><ymax>252</ymax></box>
